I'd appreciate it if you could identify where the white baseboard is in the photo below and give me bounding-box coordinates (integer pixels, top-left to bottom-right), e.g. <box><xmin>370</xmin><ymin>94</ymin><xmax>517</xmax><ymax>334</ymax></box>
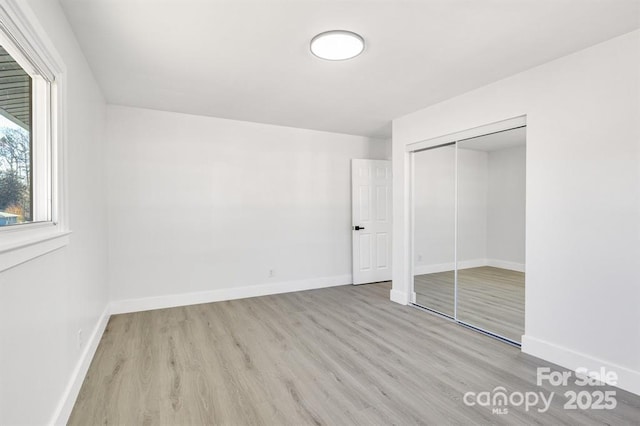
<box><xmin>457</xmin><ymin>259</ymin><xmax>489</xmax><ymax>270</ymax></box>
<box><xmin>414</xmin><ymin>259</ymin><xmax>486</xmax><ymax>275</ymax></box>
<box><xmin>50</xmin><ymin>304</ymin><xmax>111</xmax><ymax>426</ymax></box>
<box><xmin>390</xmin><ymin>289</ymin><xmax>409</xmax><ymax>305</ymax></box>
<box><xmin>522</xmin><ymin>335</ymin><xmax>640</xmax><ymax>396</ymax></box>
<box><xmin>414</xmin><ymin>258</ymin><xmax>525</xmax><ymax>275</ymax></box>
<box><xmin>486</xmin><ymin>258</ymin><xmax>525</xmax><ymax>272</ymax></box>
<box><xmin>414</xmin><ymin>262</ymin><xmax>453</xmax><ymax>275</ymax></box>
<box><xmin>110</xmin><ymin>274</ymin><xmax>352</xmax><ymax>315</ymax></box>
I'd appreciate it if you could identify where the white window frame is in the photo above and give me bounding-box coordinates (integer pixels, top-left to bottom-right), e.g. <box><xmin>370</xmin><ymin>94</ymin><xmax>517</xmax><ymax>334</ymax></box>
<box><xmin>0</xmin><ymin>1</ymin><xmax>69</xmax><ymax>272</ymax></box>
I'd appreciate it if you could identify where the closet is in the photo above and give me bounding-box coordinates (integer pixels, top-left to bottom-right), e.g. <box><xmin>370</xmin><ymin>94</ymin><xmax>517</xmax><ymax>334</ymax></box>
<box><xmin>411</xmin><ymin>123</ymin><xmax>526</xmax><ymax>344</ymax></box>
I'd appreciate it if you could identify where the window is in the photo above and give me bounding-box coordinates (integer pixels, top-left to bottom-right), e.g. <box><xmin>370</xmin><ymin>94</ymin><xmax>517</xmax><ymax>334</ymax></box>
<box><xmin>0</xmin><ymin>1</ymin><xmax>68</xmax><ymax>271</ymax></box>
<box><xmin>0</xmin><ymin>44</ymin><xmax>34</xmax><ymax>225</ymax></box>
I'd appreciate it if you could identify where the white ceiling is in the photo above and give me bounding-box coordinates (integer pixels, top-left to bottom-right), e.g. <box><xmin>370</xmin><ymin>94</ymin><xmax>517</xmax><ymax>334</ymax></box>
<box><xmin>59</xmin><ymin>0</ymin><xmax>640</xmax><ymax>138</ymax></box>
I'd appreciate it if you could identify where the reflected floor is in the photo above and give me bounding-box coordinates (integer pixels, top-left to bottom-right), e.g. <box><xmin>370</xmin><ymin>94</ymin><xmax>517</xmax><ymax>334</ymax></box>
<box><xmin>414</xmin><ymin>266</ymin><xmax>524</xmax><ymax>342</ymax></box>
<box><xmin>414</xmin><ymin>270</ymin><xmax>455</xmax><ymax>317</ymax></box>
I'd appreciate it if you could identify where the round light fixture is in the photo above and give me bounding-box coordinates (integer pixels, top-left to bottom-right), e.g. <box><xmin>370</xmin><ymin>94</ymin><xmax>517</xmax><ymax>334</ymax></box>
<box><xmin>310</xmin><ymin>30</ymin><xmax>364</xmax><ymax>61</ymax></box>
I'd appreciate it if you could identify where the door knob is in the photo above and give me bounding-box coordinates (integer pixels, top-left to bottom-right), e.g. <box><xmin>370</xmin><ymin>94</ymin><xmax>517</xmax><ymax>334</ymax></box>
<box><xmin>353</xmin><ymin>226</ymin><xmax>365</xmax><ymax>231</ymax></box>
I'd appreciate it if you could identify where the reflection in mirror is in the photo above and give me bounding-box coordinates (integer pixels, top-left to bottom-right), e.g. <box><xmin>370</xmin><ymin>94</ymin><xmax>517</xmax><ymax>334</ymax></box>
<box><xmin>456</xmin><ymin>127</ymin><xmax>526</xmax><ymax>342</ymax></box>
<box><xmin>413</xmin><ymin>145</ymin><xmax>456</xmax><ymax>317</ymax></box>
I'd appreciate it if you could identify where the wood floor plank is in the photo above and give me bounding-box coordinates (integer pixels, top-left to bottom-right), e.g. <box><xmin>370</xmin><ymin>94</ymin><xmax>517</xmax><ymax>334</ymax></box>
<box><xmin>69</xmin><ymin>282</ymin><xmax>640</xmax><ymax>425</ymax></box>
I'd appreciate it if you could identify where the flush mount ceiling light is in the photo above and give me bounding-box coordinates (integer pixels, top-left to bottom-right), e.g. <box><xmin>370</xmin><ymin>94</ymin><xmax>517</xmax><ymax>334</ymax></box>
<box><xmin>310</xmin><ymin>30</ymin><xmax>365</xmax><ymax>61</ymax></box>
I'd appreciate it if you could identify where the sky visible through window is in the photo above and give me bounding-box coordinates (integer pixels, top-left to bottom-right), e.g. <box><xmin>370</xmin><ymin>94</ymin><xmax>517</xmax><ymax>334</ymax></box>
<box><xmin>0</xmin><ymin>113</ymin><xmax>22</xmax><ymax>129</ymax></box>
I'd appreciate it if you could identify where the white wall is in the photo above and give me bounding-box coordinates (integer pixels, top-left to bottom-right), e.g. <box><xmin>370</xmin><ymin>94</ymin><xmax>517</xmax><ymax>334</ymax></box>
<box><xmin>486</xmin><ymin>145</ymin><xmax>526</xmax><ymax>266</ymax></box>
<box><xmin>457</xmin><ymin>148</ymin><xmax>489</xmax><ymax>265</ymax></box>
<box><xmin>0</xmin><ymin>1</ymin><xmax>108</xmax><ymax>424</ymax></box>
<box><xmin>413</xmin><ymin>143</ymin><xmax>526</xmax><ymax>274</ymax></box>
<box><xmin>413</xmin><ymin>146</ymin><xmax>488</xmax><ymax>274</ymax></box>
<box><xmin>107</xmin><ymin>105</ymin><xmax>389</xmax><ymax>306</ymax></box>
<box><xmin>413</xmin><ymin>146</ymin><xmax>456</xmax><ymax>270</ymax></box>
<box><xmin>392</xmin><ymin>30</ymin><xmax>640</xmax><ymax>394</ymax></box>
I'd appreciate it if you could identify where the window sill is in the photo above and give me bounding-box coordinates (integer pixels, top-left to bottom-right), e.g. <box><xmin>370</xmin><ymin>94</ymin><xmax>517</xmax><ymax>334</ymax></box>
<box><xmin>0</xmin><ymin>224</ymin><xmax>71</xmax><ymax>272</ymax></box>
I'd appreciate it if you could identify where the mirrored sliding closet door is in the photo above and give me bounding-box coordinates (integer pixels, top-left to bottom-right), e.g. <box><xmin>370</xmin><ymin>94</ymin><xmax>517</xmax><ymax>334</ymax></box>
<box><xmin>412</xmin><ymin>123</ymin><xmax>526</xmax><ymax>345</ymax></box>
<box><xmin>413</xmin><ymin>144</ymin><xmax>456</xmax><ymax>317</ymax></box>
<box><xmin>456</xmin><ymin>128</ymin><xmax>526</xmax><ymax>343</ymax></box>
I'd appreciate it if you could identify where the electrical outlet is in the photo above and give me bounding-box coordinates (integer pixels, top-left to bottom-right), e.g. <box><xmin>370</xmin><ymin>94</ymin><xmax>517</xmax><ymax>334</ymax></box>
<box><xmin>269</xmin><ymin>269</ymin><xmax>275</xmax><ymax>278</ymax></box>
<box><xmin>78</xmin><ymin>329</ymin><xmax>84</xmax><ymax>349</ymax></box>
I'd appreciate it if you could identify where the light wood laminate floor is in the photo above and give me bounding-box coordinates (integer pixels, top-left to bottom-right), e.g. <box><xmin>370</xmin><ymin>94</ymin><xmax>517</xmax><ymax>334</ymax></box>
<box><xmin>415</xmin><ymin>266</ymin><xmax>525</xmax><ymax>342</ymax></box>
<box><xmin>70</xmin><ymin>282</ymin><xmax>640</xmax><ymax>425</ymax></box>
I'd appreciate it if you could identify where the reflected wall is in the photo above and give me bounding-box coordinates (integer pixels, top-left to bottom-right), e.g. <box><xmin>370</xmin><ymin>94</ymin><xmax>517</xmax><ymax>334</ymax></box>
<box><xmin>413</xmin><ymin>144</ymin><xmax>455</xmax><ymax>317</ymax></box>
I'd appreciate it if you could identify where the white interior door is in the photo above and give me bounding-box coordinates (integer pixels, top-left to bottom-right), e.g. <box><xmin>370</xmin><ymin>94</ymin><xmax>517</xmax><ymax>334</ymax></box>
<box><xmin>351</xmin><ymin>159</ymin><xmax>392</xmax><ymax>285</ymax></box>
